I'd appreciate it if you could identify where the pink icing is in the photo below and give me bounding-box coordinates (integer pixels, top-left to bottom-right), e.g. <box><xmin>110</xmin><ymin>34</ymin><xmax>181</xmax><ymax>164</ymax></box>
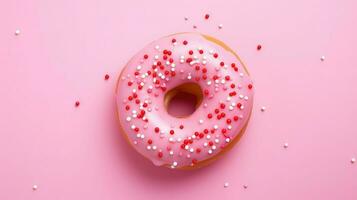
<box><xmin>116</xmin><ymin>33</ymin><xmax>254</xmax><ymax>169</ymax></box>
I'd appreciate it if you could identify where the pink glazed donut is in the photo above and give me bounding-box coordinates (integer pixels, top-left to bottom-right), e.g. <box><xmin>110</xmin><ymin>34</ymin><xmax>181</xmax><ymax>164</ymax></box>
<box><xmin>116</xmin><ymin>33</ymin><xmax>254</xmax><ymax>169</ymax></box>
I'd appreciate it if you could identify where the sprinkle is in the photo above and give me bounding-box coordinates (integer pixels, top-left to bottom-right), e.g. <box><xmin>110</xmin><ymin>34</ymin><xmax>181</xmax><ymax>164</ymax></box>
<box><xmin>257</xmin><ymin>44</ymin><xmax>262</xmax><ymax>50</ymax></box>
<box><xmin>283</xmin><ymin>143</ymin><xmax>289</xmax><ymax>149</ymax></box>
<box><xmin>218</xmin><ymin>24</ymin><xmax>223</xmax><ymax>29</ymax></box>
<box><xmin>184</xmin><ymin>17</ymin><xmax>188</xmax><ymax>21</ymax></box>
<box><xmin>205</xmin><ymin>14</ymin><xmax>210</xmax><ymax>19</ymax></box>
<box><xmin>104</xmin><ymin>74</ymin><xmax>110</xmax><ymax>80</ymax></box>
<box><xmin>243</xmin><ymin>185</ymin><xmax>248</xmax><ymax>189</ymax></box>
<box><xmin>224</xmin><ymin>182</ymin><xmax>229</xmax><ymax>188</ymax></box>
<box><xmin>32</xmin><ymin>185</ymin><xmax>38</xmax><ymax>191</ymax></box>
<box><xmin>351</xmin><ymin>158</ymin><xmax>356</xmax><ymax>164</ymax></box>
<box><xmin>320</xmin><ymin>56</ymin><xmax>325</xmax><ymax>61</ymax></box>
<box><xmin>75</xmin><ymin>101</ymin><xmax>80</xmax><ymax>107</ymax></box>
<box><xmin>261</xmin><ymin>106</ymin><xmax>266</xmax><ymax>112</ymax></box>
<box><xmin>15</xmin><ymin>29</ymin><xmax>21</xmax><ymax>36</ymax></box>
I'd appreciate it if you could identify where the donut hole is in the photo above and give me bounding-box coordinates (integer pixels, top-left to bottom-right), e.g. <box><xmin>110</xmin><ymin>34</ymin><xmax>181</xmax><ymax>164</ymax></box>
<box><xmin>164</xmin><ymin>82</ymin><xmax>203</xmax><ymax>118</ymax></box>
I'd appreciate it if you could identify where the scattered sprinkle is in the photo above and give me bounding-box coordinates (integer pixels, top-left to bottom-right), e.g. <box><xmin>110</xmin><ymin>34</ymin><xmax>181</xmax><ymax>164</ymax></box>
<box><xmin>283</xmin><ymin>143</ymin><xmax>289</xmax><ymax>149</ymax></box>
<box><xmin>243</xmin><ymin>185</ymin><xmax>248</xmax><ymax>189</ymax></box>
<box><xmin>320</xmin><ymin>56</ymin><xmax>325</xmax><ymax>61</ymax></box>
<box><xmin>218</xmin><ymin>24</ymin><xmax>223</xmax><ymax>29</ymax></box>
<box><xmin>257</xmin><ymin>44</ymin><xmax>262</xmax><ymax>50</ymax></box>
<box><xmin>205</xmin><ymin>14</ymin><xmax>210</xmax><ymax>19</ymax></box>
<box><xmin>104</xmin><ymin>74</ymin><xmax>110</xmax><ymax>80</ymax></box>
<box><xmin>224</xmin><ymin>182</ymin><xmax>229</xmax><ymax>188</ymax></box>
<box><xmin>351</xmin><ymin>158</ymin><xmax>356</xmax><ymax>164</ymax></box>
<box><xmin>32</xmin><ymin>185</ymin><xmax>38</xmax><ymax>191</ymax></box>
<box><xmin>15</xmin><ymin>29</ymin><xmax>21</xmax><ymax>36</ymax></box>
<box><xmin>75</xmin><ymin>101</ymin><xmax>80</xmax><ymax>107</ymax></box>
<box><xmin>260</xmin><ymin>106</ymin><xmax>266</xmax><ymax>112</ymax></box>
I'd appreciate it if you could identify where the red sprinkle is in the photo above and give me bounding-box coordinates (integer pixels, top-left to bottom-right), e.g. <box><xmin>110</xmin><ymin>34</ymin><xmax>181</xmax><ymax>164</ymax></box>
<box><xmin>154</xmin><ymin>127</ymin><xmax>160</xmax><ymax>133</ymax></box>
<box><xmin>179</xmin><ymin>125</ymin><xmax>184</xmax><ymax>129</ymax></box>
<box><xmin>248</xmin><ymin>84</ymin><xmax>253</xmax><ymax>89</ymax></box>
<box><xmin>104</xmin><ymin>74</ymin><xmax>110</xmax><ymax>80</ymax></box>
<box><xmin>75</xmin><ymin>101</ymin><xmax>80</xmax><ymax>107</ymax></box>
<box><xmin>257</xmin><ymin>44</ymin><xmax>262</xmax><ymax>50</ymax></box>
<box><xmin>183</xmin><ymin>40</ymin><xmax>188</xmax><ymax>45</ymax></box>
<box><xmin>205</xmin><ymin>14</ymin><xmax>210</xmax><ymax>19</ymax></box>
<box><xmin>143</xmin><ymin>54</ymin><xmax>149</xmax><ymax>59</ymax></box>
<box><xmin>170</xmin><ymin>130</ymin><xmax>175</xmax><ymax>135</ymax></box>
<box><xmin>147</xmin><ymin>139</ymin><xmax>153</xmax><ymax>144</ymax></box>
<box><xmin>158</xmin><ymin>152</ymin><xmax>163</xmax><ymax>158</ymax></box>
<box><xmin>171</xmin><ymin>38</ymin><xmax>176</xmax><ymax>43</ymax></box>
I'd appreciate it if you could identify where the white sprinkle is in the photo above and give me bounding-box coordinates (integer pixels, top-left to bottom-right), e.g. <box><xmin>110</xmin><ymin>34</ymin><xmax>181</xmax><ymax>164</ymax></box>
<box><xmin>199</xmin><ymin>119</ymin><xmax>204</xmax><ymax>124</ymax></box>
<box><xmin>147</xmin><ymin>146</ymin><xmax>151</xmax><ymax>150</ymax></box>
<box><xmin>320</xmin><ymin>56</ymin><xmax>325</xmax><ymax>61</ymax></box>
<box><xmin>261</xmin><ymin>106</ymin><xmax>266</xmax><ymax>112</ymax></box>
<box><xmin>225</xmin><ymin>138</ymin><xmax>231</xmax><ymax>143</ymax></box>
<box><xmin>213</xmin><ymin>125</ymin><xmax>218</xmax><ymax>130</ymax></box>
<box><xmin>212</xmin><ymin>145</ymin><xmax>217</xmax><ymax>150</ymax></box>
<box><xmin>218</xmin><ymin>24</ymin><xmax>223</xmax><ymax>29</ymax></box>
<box><xmin>32</xmin><ymin>184</ymin><xmax>38</xmax><ymax>190</ymax></box>
<box><xmin>224</xmin><ymin>182</ymin><xmax>229</xmax><ymax>188</ymax></box>
<box><xmin>239</xmin><ymin>73</ymin><xmax>244</xmax><ymax>77</ymax></box>
<box><xmin>215</xmin><ymin>139</ymin><xmax>220</xmax><ymax>143</ymax></box>
<box><xmin>140</xmin><ymin>134</ymin><xmax>145</xmax><ymax>139</ymax></box>
<box><xmin>155</xmin><ymin>45</ymin><xmax>160</xmax><ymax>50</ymax></box>
<box><xmin>204</xmin><ymin>142</ymin><xmax>208</xmax><ymax>147</ymax></box>
<box><xmin>136</xmin><ymin>65</ymin><xmax>142</xmax><ymax>70</ymax></box>
<box><xmin>154</xmin><ymin>55</ymin><xmax>159</xmax><ymax>59</ymax></box>
<box><xmin>133</xmin><ymin>141</ymin><xmax>138</xmax><ymax>145</ymax></box>
<box><xmin>189</xmin><ymin>148</ymin><xmax>194</xmax><ymax>153</ymax></box>
<box><xmin>169</xmin><ymin>151</ymin><xmax>174</xmax><ymax>156</ymax></box>
<box><xmin>206</xmin><ymin>135</ymin><xmax>211</xmax><ymax>139</ymax></box>
<box><xmin>243</xmin><ymin>185</ymin><xmax>248</xmax><ymax>189</ymax></box>
<box><xmin>283</xmin><ymin>143</ymin><xmax>289</xmax><ymax>149</ymax></box>
<box><xmin>152</xmin><ymin>145</ymin><xmax>157</xmax><ymax>150</ymax></box>
<box><xmin>208</xmin><ymin>149</ymin><xmax>213</xmax><ymax>154</ymax></box>
<box><xmin>126</xmin><ymin>116</ymin><xmax>131</xmax><ymax>122</ymax></box>
<box><xmin>351</xmin><ymin>158</ymin><xmax>356</xmax><ymax>164</ymax></box>
<box><xmin>15</xmin><ymin>29</ymin><xmax>21</xmax><ymax>36</ymax></box>
<box><xmin>173</xmin><ymin>161</ymin><xmax>178</xmax><ymax>166</ymax></box>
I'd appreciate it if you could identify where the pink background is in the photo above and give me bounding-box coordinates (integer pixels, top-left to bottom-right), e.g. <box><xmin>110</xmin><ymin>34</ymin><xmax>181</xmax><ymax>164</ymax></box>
<box><xmin>1</xmin><ymin>0</ymin><xmax>357</xmax><ymax>199</ymax></box>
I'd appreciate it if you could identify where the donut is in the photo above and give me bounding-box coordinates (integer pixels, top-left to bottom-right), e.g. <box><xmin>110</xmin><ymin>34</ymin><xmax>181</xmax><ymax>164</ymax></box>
<box><xmin>116</xmin><ymin>33</ymin><xmax>254</xmax><ymax>169</ymax></box>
